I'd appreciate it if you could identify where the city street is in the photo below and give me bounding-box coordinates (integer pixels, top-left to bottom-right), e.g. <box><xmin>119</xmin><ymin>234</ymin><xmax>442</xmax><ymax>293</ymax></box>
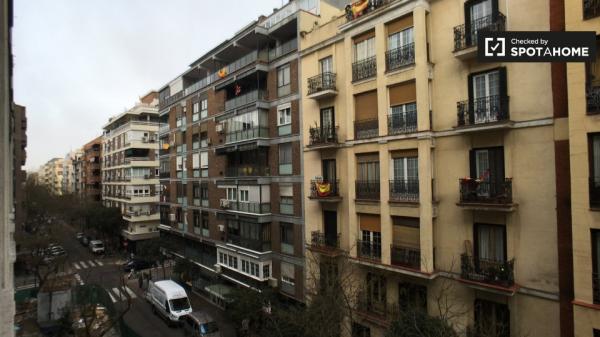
<box><xmin>57</xmin><ymin>222</ymin><xmax>236</xmax><ymax>337</ymax></box>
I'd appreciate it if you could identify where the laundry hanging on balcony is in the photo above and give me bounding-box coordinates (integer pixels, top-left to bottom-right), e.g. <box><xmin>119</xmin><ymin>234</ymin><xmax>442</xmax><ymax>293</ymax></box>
<box><xmin>315</xmin><ymin>181</ymin><xmax>332</xmax><ymax>197</ymax></box>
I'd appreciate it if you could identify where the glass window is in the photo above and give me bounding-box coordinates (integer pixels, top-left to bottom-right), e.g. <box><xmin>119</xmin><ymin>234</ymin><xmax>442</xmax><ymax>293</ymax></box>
<box><xmin>388</xmin><ymin>27</ymin><xmax>414</xmax><ymax>50</ymax></box>
<box><xmin>354</xmin><ymin>37</ymin><xmax>375</xmax><ymax>61</ymax></box>
<box><xmin>226</xmin><ymin>188</ymin><xmax>237</xmax><ymax>201</ymax></box>
<box><xmin>239</xmin><ymin>190</ymin><xmax>249</xmax><ymax>202</ymax></box>
<box><xmin>277</xmin><ymin>64</ymin><xmax>291</xmax><ymax>88</ymax></box>
<box><xmin>279</xmin><ymin>143</ymin><xmax>292</xmax><ymax>165</ymax></box>
<box><xmin>476</xmin><ymin>224</ymin><xmax>506</xmax><ymax>262</ymax></box>
<box><xmin>278</xmin><ymin>106</ymin><xmax>292</xmax><ymax>126</ymax></box>
<box><xmin>280</xmin><ymin>222</ymin><xmax>294</xmax><ymax>245</ymax></box>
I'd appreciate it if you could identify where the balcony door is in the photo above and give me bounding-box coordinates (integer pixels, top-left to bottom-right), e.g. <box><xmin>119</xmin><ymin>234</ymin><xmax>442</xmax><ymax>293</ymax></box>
<box><xmin>475</xmin><ymin>223</ymin><xmax>506</xmax><ymax>262</ymax></box>
<box><xmin>320</xmin><ymin>107</ymin><xmax>335</xmax><ymax>141</ymax></box>
<box><xmin>392</xmin><ymin>155</ymin><xmax>418</xmax><ymax>197</ymax></box>
<box><xmin>472</xmin><ymin>70</ymin><xmax>499</xmax><ymax>123</ymax></box>
<box><xmin>320</xmin><ymin>56</ymin><xmax>333</xmax><ymax>74</ymax></box>
<box><xmin>593</xmin><ymin>229</ymin><xmax>600</xmax><ymax>303</ymax></box>
<box><xmin>323</xmin><ymin>210</ymin><xmax>338</xmax><ymax>247</ymax></box>
<box><xmin>470</xmin><ymin>147</ymin><xmax>504</xmax><ymax>197</ymax></box>
<box><xmin>322</xmin><ymin>159</ymin><xmax>336</xmax><ymax>183</ymax></box>
<box><xmin>466</xmin><ymin>0</ymin><xmax>496</xmax><ymax>44</ymax></box>
<box><xmin>366</xmin><ymin>273</ymin><xmax>386</xmax><ymax>309</ymax></box>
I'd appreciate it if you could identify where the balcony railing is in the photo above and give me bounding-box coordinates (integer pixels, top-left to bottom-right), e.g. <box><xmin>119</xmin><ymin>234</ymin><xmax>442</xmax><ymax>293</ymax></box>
<box><xmin>224</xmin><ymin>89</ymin><xmax>268</xmax><ymax>112</ymax></box>
<box><xmin>594</xmin><ymin>272</ymin><xmax>600</xmax><ymax>304</ymax></box>
<box><xmin>345</xmin><ymin>0</ymin><xmax>396</xmax><ymax>21</ymax></box>
<box><xmin>453</xmin><ymin>13</ymin><xmax>506</xmax><ymax>51</ymax></box>
<box><xmin>269</xmin><ymin>38</ymin><xmax>298</xmax><ymax>60</ymax></box>
<box><xmin>584</xmin><ymin>0</ymin><xmax>600</xmax><ymax>19</ymax></box>
<box><xmin>224</xmin><ymin>201</ymin><xmax>271</xmax><ymax>214</ymax></box>
<box><xmin>225</xmin><ymin>127</ymin><xmax>269</xmax><ymax>144</ymax></box>
<box><xmin>310</xmin><ymin>180</ymin><xmax>340</xmax><ymax>199</ymax></box>
<box><xmin>310</xmin><ymin>231</ymin><xmax>340</xmax><ymax>250</ymax></box>
<box><xmin>460</xmin><ymin>254</ymin><xmax>515</xmax><ymax>288</ymax></box>
<box><xmin>224</xmin><ymin>166</ymin><xmax>270</xmax><ymax>177</ymax></box>
<box><xmin>385</xmin><ymin>43</ymin><xmax>415</xmax><ymax>71</ymax></box>
<box><xmin>389</xmin><ymin>179</ymin><xmax>419</xmax><ymax>202</ymax></box>
<box><xmin>589</xmin><ymin>178</ymin><xmax>600</xmax><ymax>208</ymax></box>
<box><xmin>388</xmin><ymin>110</ymin><xmax>417</xmax><ymax>135</ymax></box>
<box><xmin>352</xmin><ymin>56</ymin><xmax>377</xmax><ymax>82</ymax></box>
<box><xmin>354</xmin><ymin>118</ymin><xmax>379</xmax><ymax>140</ymax></box>
<box><xmin>457</xmin><ymin>95</ymin><xmax>510</xmax><ymax>126</ymax></box>
<box><xmin>356</xmin><ymin>240</ymin><xmax>381</xmax><ymax>261</ymax></box>
<box><xmin>227</xmin><ymin>234</ymin><xmax>270</xmax><ymax>252</ymax></box>
<box><xmin>356</xmin><ymin>180</ymin><xmax>380</xmax><ymax>200</ymax></box>
<box><xmin>308</xmin><ymin>125</ymin><xmax>338</xmax><ymax>147</ymax></box>
<box><xmin>307</xmin><ymin>72</ymin><xmax>337</xmax><ymax>96</ymax></box>
<box><xmin>391</xmin><ymin>245</ymin><xmax>420</xmax><ymax>269</ymax></box>
<box><xmin>587</xmin><ymin>85</ymin><xmax>600</xmax><ymax>114</ymax></box>
<box><xmin>355</xmin><ymin>291</ymin><xmax>398</xmax><ymax>321</ymax></box>
<box><xmin>459</xmin><ymin>178</ymin><xmax>513</xmax><ymax>204</ymax></box>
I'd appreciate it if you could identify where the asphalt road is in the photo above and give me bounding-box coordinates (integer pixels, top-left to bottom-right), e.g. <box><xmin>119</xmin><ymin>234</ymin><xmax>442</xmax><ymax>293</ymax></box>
<box><xmin>57</xmin><ymin>222</ymin><xmax>236</xmax><ymax>337</ymax></box>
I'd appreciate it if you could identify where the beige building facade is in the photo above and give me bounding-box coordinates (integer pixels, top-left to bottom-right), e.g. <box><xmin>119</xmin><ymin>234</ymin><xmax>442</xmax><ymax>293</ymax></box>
<box><xmin>38</xmin><ymin>158</ymin><xmax>64</xmax><ymax>195</ymax></box>
<box><xmin>301</xmin><ymin>0</ymin><xmax>570</xmax><ymax>336</ymax></box>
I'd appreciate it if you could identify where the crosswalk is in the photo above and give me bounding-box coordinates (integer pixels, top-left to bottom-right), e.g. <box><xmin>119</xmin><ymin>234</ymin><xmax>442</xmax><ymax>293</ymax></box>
<box><xmin>74</xmin><ymin>273</ymin><xmax>84</xmax><ymax>285</ymax></box>
<box><xmin>106</xmin><ymin>286</ymin><xmax>138</xmax><ymax>303</ymax></box>
<box><xmin>72</xmin><ymin>259</ymin><xmax>105</xmax><ymax>270</ymax></box>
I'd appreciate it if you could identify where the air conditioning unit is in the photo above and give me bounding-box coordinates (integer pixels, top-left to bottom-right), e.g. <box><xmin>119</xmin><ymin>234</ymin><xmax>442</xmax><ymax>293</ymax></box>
<box><xmin>217</xmin><ymin>224</ymin><xmax>225</xmax><ymax>232</ymax></box>
<box><xmin>169</xmin><ymin>213</ymin><xmax>176</xmax><ymax>221</ymax></box>
<box><xmin>268</xmin><ymin>278</ymin><xmax>278</xmax><ymax>288</ymax></box>
<box><xmin>215</xmin><ymin>265</ymin><xmax>222</xmax><ymax>274</ymax></box>
<box><xmin>215</xmin><ymin>123</ymin><xmax>224</xmax><ymax>134</ymax></box>
<box><xmin>142</xmin><ymin>136</ymin><xmax>148</xmax><ymax>143</ymax></box>
<box><xmin>220</xmin><ymin>199</ymin><xmax>230</xmax><ymax>209</ymax></box>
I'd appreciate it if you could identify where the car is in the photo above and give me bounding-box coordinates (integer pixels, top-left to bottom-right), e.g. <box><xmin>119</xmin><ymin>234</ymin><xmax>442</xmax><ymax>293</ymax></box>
<box><xmin>76</xmin><ymin>232</ymin><xmax>84</xmax><ymax>241</ymax></box>
<box><xmin>81</xmin><ymin>236</ymin><xmax>90</xmax><ymax>247</ymax></box>
<box><xmin>89</xmin><ymin>240</ymin><xmax>105</xmax><ymax>254</ymax></box>
<box><xmin>181</xmin><ymin>311</ymin><xmax>221</xmax><ymax>337</ymax></box>
<box><xmin>123</xmin><ymin>259</ymin><xmax>156</xmax><ymax>272</ymax></box>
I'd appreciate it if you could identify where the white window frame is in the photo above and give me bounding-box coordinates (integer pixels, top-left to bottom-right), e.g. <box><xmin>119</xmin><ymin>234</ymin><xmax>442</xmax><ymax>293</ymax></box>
<box><xmin>277</xmin><ymin>103</ymin><xmax>292</xmax><ymax>126</ymax></box>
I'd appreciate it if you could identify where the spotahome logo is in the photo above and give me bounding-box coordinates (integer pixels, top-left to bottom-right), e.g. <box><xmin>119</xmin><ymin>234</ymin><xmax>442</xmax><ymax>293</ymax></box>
<box><xmin>478</xmin><ymin>31</ymin><xmax>596</xmax><ymax>62</ymax></box>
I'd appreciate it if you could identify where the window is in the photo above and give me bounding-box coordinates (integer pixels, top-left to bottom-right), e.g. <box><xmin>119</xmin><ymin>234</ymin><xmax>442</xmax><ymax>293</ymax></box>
<box><xmin>320</xmin><ymin>56</ymin><xmax>333</xmax><ymax>74</ymax></box>
<box><xmin>392</xmin><ymin>156</ymin><xmax>418</xmax><ymax>182</ymax></box>
<box><xmin>354</xmin><ymin>36</ymin><xmax>375</xmax><ymax>62</ymax></box>
<box><xmin>357</xmin><ymin>155</ymin><xmax>380</xmax><ymax>181</ymax></box>
<box><xmin>280</xmin><ymin>222</ymin><xmax>294</xmax><ymax>255</ymax></box>
<box><xmin>226</xmin><ymin>188</ymin><xmax>237</xmax><ymax>201</ymax></box>
<box><xmin>279</xmin><ymin>143</ymin><xmax>293</xmax><ymax>175</ymax></box>
<box><xmin>476</xmin><ymin>223</ymin><xmax>506</xmax><ymax>262</ymax></box>
<box><xmin>389</xmin><ymin>102</ymin><xmax>417</xmax><ymax>134</ymax></box>
<box><xmin>469</xmin><ymin>147</ymin><xmax>505</xmax><ymax>198</ymax></box>
<box><xmin>277</xmin><ymin>64</ymin><xmax>291</xmax><ymax>97</ymax></box>
<box><xmin>192</xmin><ymin>102</ymin><xmax>200</xmax><ymax>122</ymax></box>
<box><xmin>592</xmin><ymin>230</ymin><xmax>600</xmax><ymax>303</ymax></box>
<box><xmin>590</xmin><ymin>134</ymin><xmax>600</xmax><ymax>207</ymax></box>
<box><xmin>388</xmin><ymin>27</ymin><xmax>414</xmax><ymax>51</ymax></box>
<box><xmin>201</xmin><ymin>212</ymin><xmax>209</xmax><ymax>237</ymax></box>
<box><xmin>281</xmin><ymin>262</ymin><xmax>295</xmax><ymax>286</ymax></box>
<box><xmin>278</xmin><ymin>104</ymin><xmax>292</xmax><ymax>136</ymax></box>
<box><xmin>366</xmin><ymin>272</ymin><xmax>386</xmax><ymax>305</ymax></box>
<box><xmin>398</xmin><ymin>282</ymin><xmax>427</xmax><ymax>312</ymax></box>
<box><xmin>193</xmin><ymin>210</ymin><xmax>201</xmax><ymax>235</ymax></box>
<box><xmin>474</xmin><ymin>299</ymin><xmax>509</xmax><ymax>337</ymax></box>
<box><xmin>280</xmin><ymin>184</ymin><xmax>294</xmax><ymax>215</ymax></box>
<box><xmin>239</xmin><ymin>189</ymin><xmax>249</xmax><ymax>202</ymax></box>
<box><xmin>361</xmin><ymin>230</ymin><xmax>382</xmax><ymax>258</ymax></box>
<box><xmin>200</xmin><ymin>98</ymin><xmax>208</xmax><ymax>119</ymax></box>
<box><xmin>263</xmin><ymin>265</ymin><xmax>270</xmax><ymax>279</ymax></box>
<box><xmin>352</xmin><ymin>323</ymin><xmax>371</xmax><ymax>337</ymax></box>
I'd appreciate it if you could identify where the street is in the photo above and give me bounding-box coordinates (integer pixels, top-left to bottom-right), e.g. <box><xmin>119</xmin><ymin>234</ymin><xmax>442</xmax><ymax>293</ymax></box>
<box><xmin>57</xmin><ymin>222</ymin><xmax>236</xmax><ymax>337</ymax></box>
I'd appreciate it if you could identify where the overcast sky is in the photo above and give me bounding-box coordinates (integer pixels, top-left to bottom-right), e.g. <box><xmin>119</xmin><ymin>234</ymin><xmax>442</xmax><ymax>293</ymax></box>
<box><xmin>13</xmin><ymin>0</ymin><xmax>284</xmax><ymax>171</ymax></box>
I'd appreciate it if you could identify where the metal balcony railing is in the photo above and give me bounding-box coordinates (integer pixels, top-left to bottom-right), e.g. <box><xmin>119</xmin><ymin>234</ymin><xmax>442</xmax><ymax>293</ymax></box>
<box><xmin>224</xmin><ymin>166</ymin><xmax>270</xmax><ymax>177</ymax></box>
<box><xmin>390</xmin><ymin>245</ymin><xmax>420</xmax><ymax>269</ymax></box>
<box><xmin>385</xmin><ymin>43</ymin><xmax>415</xmax><ymax>71</ymax></box>
<box><xmin>307</xmin><ymin>72</ymin><xmax>337</xmax><ymax>95</ymax></box>
<box><xmin>589</xmin><ymin>178</ymin><xmax>600</xmax><ymax>208</ymax></box>
<box><xmin>308</xmin><ymin>125</ymin><xmax>338</xmax><ymax>146</ymax></box>
<box><xmin>453</xmin><ymin>13</ymin><xmax>506</xmax><ymax>51</ymax></box>
<box><xmin>356</xmin><ymin>180</ymin><xmax>380</xmax><ymax>200</ymax></box>
<box><xmin>269</xmin><ymin>38</ymin><xmax>298</xmax><ymax>60</ymax></box>
<box><xmin>354</xmin><ymin>118</ymin><xmax>379</xmax><ymax>140</ymax></box>
<box><xmin>459</xmin><ymin>178</ymin><xmax>513</xmax><ymax>204</ymax></box>
<box><xmin>584</xmin><ymin>0</ymin><xmax>600</xmax><ymax>19</ymax></box>
<box><xmin>224</xmin><ymin>201</ymin><xmax>271</xmax><ymax>214</ymax></box>
<box><xmin>388</xmin><ymin>109</ymin><xmax>417</xmax><ymax>135</ymax></box>
<box><xmin>310</xmin><ymin>231</ymin><xmax>340</xmax><ymax>250</ymax></box>
<box><xmin>225</xmin><ymin>127</ymin><xmax>269</xmax><ymax>144</ymax></box>
<box><xmin>224</xmin><ymin>90</ymin><xmax>268</xmax><ymax>111</ymax></box>
<box><xmin>352</xmin><ymin>56</ymin><xmax>377</xmax><ymax>82</ymax></box>
<box><xmin>389</xmin><ymin>179</ymin><xmax>419</xmax><ymax>202</ymax></box>
<box><xmin>587</xmin><ymin>85</ymin><xmax>600</xmax><ymax>114</ymax></box>
<box><xmin>356</xmin><ymin>240</ymin><xmax>381</xmax><ymax>261</ymax></box>
<box><xmin>310</xmin><ymin>180</ymin><xmax>340</xmax><ymax>199</ymax></box>
<box><xmin>345</xmin><ymin>0</ymin><xmax>396</xmax><ymax>21</ymax></box>
<box><xmin>460</xmin><ymin>254</ymin><xmax>515</xmax><ymax>287</ymax></box>
<box><xmin>457</xmin><ymin>95</ymin><xmax>510</xmax><ymax>126</ymax></box>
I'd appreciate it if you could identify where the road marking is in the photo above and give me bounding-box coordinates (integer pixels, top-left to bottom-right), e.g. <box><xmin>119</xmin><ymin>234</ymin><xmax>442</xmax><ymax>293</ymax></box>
<box><xmin>80</xmin><ymin>261</ymin><xmax>88</xmax><ymax>269</ymax></box>
<box><xmin>107</xmin><ymin>289</ymin><xmax>117</xmax><ymax>303</ymax></box>
<box><xmin>112</xmin><ymin>287</ymin><xmax>124</xmax><ymax>300</ymax></box>
<box><xmin>73</xmin><ymin>262</ymin><xmax>81</xmax><ymax>270</ymax></box>
<box><xmin>95</xmin><ymin>260</ymin><xmax>103</xmax><ymax>266</ymax></box>
<box><xmin>88</xmin><ymin>260</ymin><xmax>96</xmax><ymax>267</ymax></box>
<box><xmin>74</xmin><ymin>274</ymin><xmax>84</xmax><ymax>285</ymax></box>
<box><xmin>123</xmin><ymin>286</ymin><xmax>137</xmax><ymax>299</ymax></box>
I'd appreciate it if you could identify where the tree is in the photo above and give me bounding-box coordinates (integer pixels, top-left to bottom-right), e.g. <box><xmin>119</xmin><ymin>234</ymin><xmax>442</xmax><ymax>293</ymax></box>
<box><xmin>136</xmin><ymin>239</ymin><xmax>174</xmax><ymax>279</ymax></box>
<box><xmin>385</xmin><ymin>309</ymin><xmax>458</xmax><ymax>337</ymax></box>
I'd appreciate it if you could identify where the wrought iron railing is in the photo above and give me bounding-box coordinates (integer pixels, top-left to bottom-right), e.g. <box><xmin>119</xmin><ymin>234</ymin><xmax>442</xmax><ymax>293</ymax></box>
<box><xmin>352</xmin><ymin>56</ymin><xmax>377</xmax><ymax>82</ymax></box>
<box><xmin>391</xmin><ymin>245</ymin><xmax>421</xmax><ymax>269</ymax></box>
<box><xmin>307</xmin><ymin>72</ymin><xmax>337</xmax><ymax>95</ymax></box>
<box><xmin>457</xmin><ymin>95</ymin><xmax>510</xmax><ymax>126</ymax></box>
<box><xmin>356</xmin><ymin>180</ymin><xmax>380</xmax><ymax>200</ymax></box>
<box><xmin>460</xmin><ymin>254</ymin><xmax>515</xmax><ymax>287</ymax></box>
<box><xmin>388</xmin><ymin>109</ymin><xmax>417</xmax><ymax>135</ymax></box>
<box><xmin>385</xmin><ymin>43</ymin><xmax>415</xmax><ymax>71</ymax></box>
<box><xmin>354</xmin><ymin>118</ymin><xmax>379</xmax><ymax>140</ymax></box>
<box><xmin>357</xmin><ymin>240</ymin><xmax>381</xmax><ymax>261</ymax></box>
<box><xmin>308</xmin><ymin>125</ymin><xmax>338</xmax><ymax>146</ymax></box>
<box><xmin>587</xmin><ymin>85</ymin><xmax>600</xmax><ymax>114</ymax></box>
<box><xmin>453</xmin><ymin>13</ymin><xmax>506</xmax><ymax>51</ymax></box>
<box><xmin>310</xmin><ymin>180</ymin><xmax>340</xmax><ymax>198</ymax></box>
<box><xmin>459</xmin><ymin>178</ymin><xmax>513</xmax><ymax>204</ymax></box>
<box><xmin>389</xmin><ymin>179</ymin><xmax>419</xmax><ymax>202</ymax></box>
<box><xmin>310</xmin><ymin>231</ymin><xmax>340</xmax><ymax>250</ymax></box>
<box><xmin>589</xmin><ymin>177</ymin><xmax>600</xmax><ymax>208</ymax></box>
<box><xmin>584</xmin><ymin>0</ymin><xmax>600</xmax><ymax>19</ymax></box>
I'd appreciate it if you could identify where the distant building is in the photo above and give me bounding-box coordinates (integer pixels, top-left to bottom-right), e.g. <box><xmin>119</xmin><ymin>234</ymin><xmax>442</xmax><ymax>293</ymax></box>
<box><xmin>82</xmin><ymin>136</ymin><xmax>103</xmax><ymax>201</ymax></box>
<box><xmin>39</xmin><ymin>158</ymin><xmax>64</xmax><ymax>195</ymax></box>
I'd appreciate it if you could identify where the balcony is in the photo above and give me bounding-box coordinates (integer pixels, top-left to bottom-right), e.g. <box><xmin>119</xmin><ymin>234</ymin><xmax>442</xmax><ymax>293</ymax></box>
<box><xmin>453</xmin><ymin>13</ymin><xmax>506</xmax><ymax>59</ymax></box>
<box><xmin>345</xmin><ymin>0</ymin><xmax>396</xmax><ymax>22</ymax></box>
<box><xmin>225</xmin><ymin>127</ymin><xmax>269</xmax><ymax>144</ymax></box>
<box><xmin>458</xmin><ymin>178</ymin><xmax>514</xmax><ymax>211</ymax></box>
<box><xmin>356</xmin><ymin>180</ymin><xmax>380</xmax><ymax>201</ymax></box>
<box><xmin>390</xmin><ymin>245</ymin><xmax>420</xmax><ymax>270</ymax></box>
<box><xmin>354</xmin><ymin>119</ymin><xmax>379</xmax><ymax>140</ymax></box>
<box><xmin>460</xmin><ymin>254</ymin><xmax>515</xmax><ymax>289</ymax></box>
<box><xmin>308</xmin><ymin>125</ymin><xmax>339</xmax><ymax>148</ymax></box>
<box><xmin>224</xmin><ymin>89</ymin><xmax>268</xmax><ymax>112</ymax></box>
<box><xmin>352</xmin><ymin>56</ymin><xmax>377</xmax><ymax>82</ymax></box>
<box><xmin>309</xmin><ymin>180</ymin><xmax>341</xmax><ymax>202</ymax></box>
<box><xmin>307</xmin><ymin>72</ymin><xmax>337</xmax><ymax>99</ymax></box>
<box><xmin>356</xmin><ymin>240</ymin><xmax>381</xmax><ymax>261</ymax></box>
<box><xmin>385</xmin><ymin>43</ymin><xmax>415</xmax><ymax>72</ymax></box>
<box><xmin>221</xmin><ymin>200</ymin><xmax>271</xmax><ymax>214</ymax></box>
<box><xmin>587</xmin><ymin>85</ymin><xmax>600</xmax><ymax>114</ymax></box>
<box><xmin>227</xmin><ymin>234</ymin><xmax>270</xmax><ymax>253</ymax></box>
<box><xmin>224</xmin><ymin>166</ymin><xmax>270</xmax><ymax>178</ymax></box>
<box><xmin>589</xmin><ymin>178</ymin><xmax>600</xmax><ymax>208</ymax></box>
<box><xmin>123</xmin><ymin>211</ymin><xmax>160</xmax><ymax>222</ymax></box>
<box><xmin>309</xmin><ymin>231</ymin><xmax>342</xmax><ymax>256</ymax></box>
<box><xmin>584</xmin><ymin>0</ymin><xmax>600</xmax><ymax>19</ymax></box>
<box><xmin>389</xmin><ymin>179</ymin><xmax>419</xmax><ymax>203</ymax></box>
<box><xmin>388</xmin><ymin>110</ymin><xmax>417</xmax><ymax>135</ymax></box>
<box><xmin>268</xmin><ymin>38</ymin><xmax>298</xmax><ymax>61</ymax></box>
<box><xmin>457</xmin><ymin>95</ymin><xmax>511</xmax><ymax>130</ymax></box>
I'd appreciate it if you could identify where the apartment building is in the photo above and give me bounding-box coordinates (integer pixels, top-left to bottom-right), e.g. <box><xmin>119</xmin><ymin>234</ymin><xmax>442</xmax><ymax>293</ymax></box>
<box><xmin>156</xmin><ymin>0</ymin><xmax>325</xmax><ymax>302</ymax></box>
<box><xmin>38</xmin><ymin>158</ymin><xmax>64</xmax><ymax>195</ymax></box>
<box><xmin>301</xmin><ymin>0</ymin><xmax>570</xmax><ymax>336</ymax></box>
<box><xmin>63</xmin><ymin>149</ymin><xmax>83</xmax><ymax>195</ymax></box>
<box><xmin>82</xmin><ymin>136</ymin><xmax>102</xmax><ymax>201</ymax></box>
<box><xmin>13</xmin><ymin>105</ymin><xmax>27</xmax><ymax>233</ymax></box>
<box><xmin>0</xmin><ymin>0</ymin><xmax>16</xmax><ymax>334</ymax></box>
<box><xmin>102</xmin><ymin>92</ymin><xmax>160</xmax><ymax>251</ymax></box>
<box><xmin>566</xmin><ymin>0</ymin><xmax>600</xmax><ymax>336</ymax></box>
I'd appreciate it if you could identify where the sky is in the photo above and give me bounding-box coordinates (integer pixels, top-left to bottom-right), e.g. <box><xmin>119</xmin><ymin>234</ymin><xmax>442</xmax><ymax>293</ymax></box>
<box><xmin>13</xmin><ymin>0</ymin><xmax>285</xmax><ymax>171</ymax></box>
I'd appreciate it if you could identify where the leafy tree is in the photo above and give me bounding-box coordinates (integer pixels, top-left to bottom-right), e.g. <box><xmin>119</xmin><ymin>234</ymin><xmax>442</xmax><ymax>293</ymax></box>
<box><xmin>386</xmin><ymin>309</ymin><xmax>458</xmax><ymax>337</ymax></box>
<box><xmin>136</xmin><ymin>239</ymin><xmax>174</xmax><ymax>279</ymax></box>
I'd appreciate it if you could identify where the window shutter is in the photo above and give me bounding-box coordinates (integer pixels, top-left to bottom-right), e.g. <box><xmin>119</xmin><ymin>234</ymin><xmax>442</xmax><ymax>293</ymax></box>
<box><xmin>281</xmin><ymin>262</ymin><xmax>294</xmax><ymax>279</ymax></box>
<box><xmin>359</xmin><ymin>214</ymin><xmax>381</xmax><ymax>232</ymax></box>
<box><xmin>355</xmin><ymin>91</ymin><xmax>378</xmax><ymax>121</ymax></box>
<box><xmin>464</xmin><ymin>3</ymin><xmax>472</xmax><ymax>45</ymax></box>
<box><xmin>498</xmin><ymin>67</ymin><xmax>508</xmax><ymax>118</ymax></box>
<box><xmin>469</xmin><ymin>149</ymin><xmax>476</xmax><ymax>178</ymax></box>
<box><xmin>200</xmin><ymin>152</ymin><xmax>208</xmax><ymax>167</ymax></box>
<box><xmin>353</xmin><ymin>30</ymin><xmax>375</xmax><ymax>44</ymax></box>
<box><xmin>387</xmin><ymin>15</ymin><xmax>413</xmax><ymax>35</ymax></box>
<box><xmin>389</xmin><ymin>82</ymin><xmax>416</xmax><ymax>106</ymax></box>
<box><xmin>192</xmin><ymin>153</ymin><xmax>200</xmax><ymax>169</ymax></box>
<box><xmin>467</xmin><ymin>73</ymin><xmax>475</xmax><ymax>124</ymax></box>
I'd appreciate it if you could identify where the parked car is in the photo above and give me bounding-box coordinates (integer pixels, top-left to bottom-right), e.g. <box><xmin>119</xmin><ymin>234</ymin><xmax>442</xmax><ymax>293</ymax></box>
<box><xmin>182</xmin><ymin>312</ymin><xmax>221</xmax><ymax>337</ymax></box>
<box><xmin>123</xmin><ymin>259</ymin><xmax>156</xmax><ymax>272</ymax></box>
<box><xmin>146</xmin><ymin>280</ymin><xmax>192</xmax><ymax>326</ymax></box>
<box><xmin>89</xmin><ymin>240</ymin><xmax>105</xmax><ymax>254</ymax></box>
<box><xmin>76</xmin><ymin>232</ymin><xmax>84</xmax><ymax>241</ymax></box>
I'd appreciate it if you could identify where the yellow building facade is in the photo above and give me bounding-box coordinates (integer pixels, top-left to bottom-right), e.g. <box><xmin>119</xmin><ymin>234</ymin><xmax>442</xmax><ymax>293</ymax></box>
<box><xmin>300</xmin><ymin>0</ymin><xmax>570</xmax><ymax>336</ymax></box>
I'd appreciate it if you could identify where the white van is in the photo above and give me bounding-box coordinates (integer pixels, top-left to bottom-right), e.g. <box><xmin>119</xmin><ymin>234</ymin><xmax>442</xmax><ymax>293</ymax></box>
<box><xmin>89</xmin><ymin>240</ymin><xmax>105</xmax><ymax>254</ymax></box>
<box><xmin>147</xmin><ymin>280</ymin><xmax>192</xmax><ymax>325</ymax></box>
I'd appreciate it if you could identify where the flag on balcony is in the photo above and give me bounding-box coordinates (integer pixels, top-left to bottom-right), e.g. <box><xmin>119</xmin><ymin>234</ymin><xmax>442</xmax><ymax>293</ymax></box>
<box><xmin>218</xmin><ymin>67</ymin><xmax>227</xmax><ymax>78</ymax></box>
<box><xmin>234</xmin><ymin>84</ymin><xmax>242</xmax><ymax>96</ymax></box>
<box><xmin>315</xmin><ymin>181</ymin><xmax>331</xmax><ymax>197</ymax></box>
